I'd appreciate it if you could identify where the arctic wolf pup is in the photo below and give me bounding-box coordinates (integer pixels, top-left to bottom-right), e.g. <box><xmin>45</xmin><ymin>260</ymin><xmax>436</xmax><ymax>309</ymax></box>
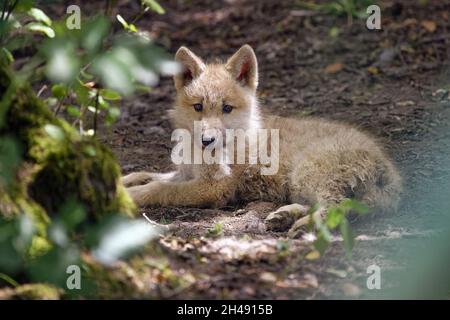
<box><xmin>123</xmin><ymin>45</ymin><xmax>402</xmax><ymax>237</ymax></box>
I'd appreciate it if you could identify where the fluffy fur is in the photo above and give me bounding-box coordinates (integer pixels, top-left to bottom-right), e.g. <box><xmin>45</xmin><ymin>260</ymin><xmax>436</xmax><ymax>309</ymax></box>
<box><xmin>123</xmin><ymin>45</ymin><xmax>402</xmax><ymax>236</ymax></box>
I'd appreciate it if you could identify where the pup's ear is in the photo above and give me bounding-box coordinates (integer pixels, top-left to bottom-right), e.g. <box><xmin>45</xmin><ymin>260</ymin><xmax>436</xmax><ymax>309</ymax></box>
<box><xmin>226</xmin><ymin>44</ymin><xmax>258</xmax><ymax>91</ymax></box>
<box><xmin>174</xmin><ymin>46</ymin><xmax>205</xmax><ymax>91</ymax></box>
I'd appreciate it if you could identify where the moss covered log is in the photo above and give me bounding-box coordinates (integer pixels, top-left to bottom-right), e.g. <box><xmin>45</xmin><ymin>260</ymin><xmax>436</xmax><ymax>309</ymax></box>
<box><xmin>0</xmin><ymin>60</ymin><xmax>136</xmax><ymax>229</ymax></box>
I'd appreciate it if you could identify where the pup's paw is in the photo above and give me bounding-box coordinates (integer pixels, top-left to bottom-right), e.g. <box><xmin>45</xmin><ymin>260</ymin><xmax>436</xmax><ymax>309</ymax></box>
<box><xmin>265</xmin><ymin>203</ymin><xmax>309</xmax><ymax>232</ymax></box>
<box><xmin>122</xmin><ymin>172</ymin><xmax>155</xmax><ymax>187</ymax></box>
<box><xmin>287</xmin><ymin>207</ymin><xmax>326</xmax><ymax>238</ymax></box>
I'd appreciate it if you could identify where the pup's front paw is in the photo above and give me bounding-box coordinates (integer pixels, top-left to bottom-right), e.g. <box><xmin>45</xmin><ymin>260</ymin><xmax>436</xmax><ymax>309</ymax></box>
<box><xmin>265</xmin><ymin>210</ymin><xmax>296</xmax><ymax>232</ymax></box>
<box><xmin>287</xmin><ymin>206</ymin><xmax>327</xmax><ymax>238</ymax></box>
<box><xmin>122</xmin><ymin>172</ymin><xmax>155</xmax><ymax>187</ymax></box>
<box><xmin>265</xmin><ymin>203</ymin><xmax>309</xmax><ymax>232</ymax></box>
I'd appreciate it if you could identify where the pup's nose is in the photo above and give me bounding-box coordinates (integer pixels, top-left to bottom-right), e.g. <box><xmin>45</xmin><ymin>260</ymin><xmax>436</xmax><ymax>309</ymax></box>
<box><xmin>202</xmin><ymin>136</ymin><xmax>215</xmax><ymax>146</ymax></box>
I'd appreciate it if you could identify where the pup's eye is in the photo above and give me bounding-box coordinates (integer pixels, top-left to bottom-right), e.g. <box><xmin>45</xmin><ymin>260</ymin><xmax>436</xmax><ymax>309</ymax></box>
<box><xmin>193</xmin><ymin>103</ymin><xmax>203</xmax><ymax>112</ymax></box>
<box><xmin>222</xmin><ymin>104</ymin><xmax>233</xmax><ymax>113</ymax></box>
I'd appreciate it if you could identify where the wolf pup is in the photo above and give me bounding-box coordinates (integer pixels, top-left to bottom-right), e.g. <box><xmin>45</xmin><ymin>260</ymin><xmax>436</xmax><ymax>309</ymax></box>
<box><xmin>123</xmin><ymin>45</ymin><xmax>402</xmax><ymax>237</ymax></box>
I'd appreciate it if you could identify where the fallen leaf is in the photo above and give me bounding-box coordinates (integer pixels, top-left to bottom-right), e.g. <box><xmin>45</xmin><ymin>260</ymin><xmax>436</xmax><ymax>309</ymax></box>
<box><xmin>302</xmin><ymin>273</ymin><xmax>319</xmax><ymax>288</ymax></box>
<box><xmin>367</xmin><ymin>66</ymin><xmax>379</xmax><ymax>75</ymax></box>
<box><xmin>421</xmin><ymin>20</ymin><xmax>436</xmax><ymax>32</ymax></box>
<box><xmin>305</xmin><ymin>250</ymin><xmax>321</xmax><ymax>260</ymax></box>
<box><xmin>260</xmin><ymin>272</ymin><xmax>277</xmax><ymax>283</ymax></box>
<box><xmin>326</xmin><ymin>268</ymin><xmax>347</xmax><ymax>278</ymax></box>
<box><xmin>324</xmin><ymin>62</ymin><xmax>343</xmax><ymax>74</ymax></box>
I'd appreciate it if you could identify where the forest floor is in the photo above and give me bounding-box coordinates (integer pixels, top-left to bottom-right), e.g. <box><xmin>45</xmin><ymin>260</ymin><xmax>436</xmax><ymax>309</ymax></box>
<box><xmin>95</xmin><ymin>0</ymin><xmax>450</xmax><ymax>299</ymax></box>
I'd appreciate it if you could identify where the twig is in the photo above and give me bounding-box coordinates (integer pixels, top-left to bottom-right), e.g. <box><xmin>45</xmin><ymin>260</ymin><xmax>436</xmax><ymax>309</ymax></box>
<box><xmin>54</xmin><ymin>92</ymin><xmax>69</xmax><ymax>116</ymax></box>
<box><xmin>131</xmin><ymin>7</ymin><xmax>149</xmax><ymax>25</ymax></box>
<box><xmin>0</xmin><ymin>0</ymin><xmax>8</xmax><ymax>21</ymax></box>
<box><xmin>105</xmin><ymin>0</ymin><xmax>111</xmax><ymax>16</ymax></box>
<box><xmin>4</xmin><ymin>0</ymin><xmax>18</xmax><ymax>21</ymax></box>
<box><xmin>93</xmin><ymin>90</ymin><xmax>100</xmax><ymax>136</ymax></box>
<box><xmin>37</xmin><ymin>85</ymin><xmax>47</xmax><ymax>97</ymax></box>
<box><xmin>0</xmin><ymin>0</ymin><xmax>11</xmax><ymax>44</ymax></box>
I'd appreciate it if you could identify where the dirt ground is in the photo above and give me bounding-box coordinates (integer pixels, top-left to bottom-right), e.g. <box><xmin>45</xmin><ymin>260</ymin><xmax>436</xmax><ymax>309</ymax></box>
<box><xmin>94</xmin><ymin>0</ymin><xmax>450</xmax><ymax>299</ymax></box>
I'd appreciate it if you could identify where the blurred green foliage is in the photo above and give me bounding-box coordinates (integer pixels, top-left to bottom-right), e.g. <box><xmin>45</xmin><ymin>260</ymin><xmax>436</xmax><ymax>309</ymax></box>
<box><xmin>0</xmin><ymin>0</ymin><xmax>168</xmax><ymax>298</ymax></box>
<box><xmin>310</xmin><ymin>199</ymin><xmax>368</xmax><ymax>257</ymax></box>
<box><xmin>2</xmin><ymin>0</ymin><xmax>175</xmax><ymax>136</ymax></box>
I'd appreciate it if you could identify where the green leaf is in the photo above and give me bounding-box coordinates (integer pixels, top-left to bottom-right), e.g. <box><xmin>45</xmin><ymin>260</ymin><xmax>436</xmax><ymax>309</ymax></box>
<box><xmin>44</xmin><ymin>124</ymin><xmax>65</xmax><ymax>141</ymax></box>
<box><xmin>44</xmin><ymin>97</ymin><xmax>58</xmax><ymax>107</ymax></box>
<box><xmin>129</xmin><ymin>24</ymin><xmax>138</xmax><ymax>33</ymax></box>
<box><xmin>97</xmin><ymin>96</ymin><xmax>110</xmax><ymax>110</ymax></box>
<box><xmin>28</xmin><ymin>8</ymin><xmax>52</xmax><ymax>26</ymax></box>
<box><xmin>51</xmin><ymin>84</ymin><xmax>68</xmax><ymax>99</ymax></box>
<box><xmin>89</xmin><ymin>215</ymin><xmax>161</xmax><ymax>265</ymax></box>
<box><xmin>347</xmin><ymin>199</ymin><xmax>369</xmax><ymax>215</ymax></box>
<box><xmin>80</xmin><ymin>69</ymin><xmax>94</xmax><ymax>80</ymax></box>
<box><xmin>312</xmin><ymin>209</ymin><xmax>332</xmax><ymax>242</ymax></box>
<box><xmin>74</xmin><ymin>81</ymin><xmax>90</xmax><ymax>105</ymax></box>
<box><xmin>2</xmin><ymin>48</ymin><xmax>14</xmax><ymax>62</ymax></box>
<box><xmin>106</xmin><ymin>107</ymin><xmax>120</xmax><ymax>125</ymax></box>
<box><xmin>100</xmin><ymin>89</ymin><xmax>122</xmax><ymax>101</ymax></box>
<box><xmin>340</xmin><ymin>217</ymin><xmax>354</xmax><ymax>258</ymax></box>
<box><xmin>142</xmin><ymin>0</ymin><xmax>166</xmax><ymax>14</ymax></box>
<box><xmin>326</xmin><ymin>207</ymin><xmax>344</xmax><ymax>229</ymax></box>
<box><xmin>0</xmin><ymin>273</ymin><xmax>19</xmax><ymax>288</ymax></box>
<box><xmin>26</xmin><ymin>22</ymin><xmax>55</xmax><ymax>38</ymax></box>
<box><xmin>93</xmin><ymin>54</ymin><xmax>134</xmax><ymax>95</ymax></box>
<box><xmin>207</xmin><ymin>222</ymin><xmax>223</xmax><ymax>237</ymax></box>
<box><xmin>313</xmin><ymin>232</ymin><xmax>330</xmax><ymax>255</ymax></box>
<box><xmin>59</xmin><ymin>200</ymin><xmax>86</xmax><ymax>231</ymax></box>
<box><xmin>44</xmin><ymin>42</ymin><xmax>80</xmax><ymax>83</ymax></box>
<box><xmin>83</xmin><ymin>145</ymin><xmax>96</xmax><ymax>157</ymax></box>
<box><xmin>134</xmin><ymin>84</ymin><xmax>152</xmax><ymax>94</ymax></box>
<box><xmin>82</xmin><ymin>17</ymin><xmax>110</xmax><ymax>53</ymax></box>
<box><xmin>66</xmin><ymin>105</ymin><xmax>81</xmax><ymax>117</ymax></box>
<box><xmin>116</xmin><ymin>14</ymin><xmax>129</xmax><ymax>29</ymax></box>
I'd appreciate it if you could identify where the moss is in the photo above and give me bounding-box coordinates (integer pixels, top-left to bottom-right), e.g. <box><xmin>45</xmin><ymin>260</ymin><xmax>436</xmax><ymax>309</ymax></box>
<box><xmin>12</xmin><ymin>283</ymin><xmax>62</xmax><ymax>300</ymax></box>
<box><xmin>28</xmin><ymin>236</ymin><xmax>53</xmax><ymax>259</ymax></box>
<box><xmin>0</xmin><ymin>283</ymin><xmax>62</xmax><ymax>300</ymax></box>
<box><xmin>0</xmin><ymin>57</ymin><xmax>137</xmax><ymax>298</ymax></box>
<box><xmin>80</xmin><ymin>254</ymin><xmax>147</xmax><ymax>299</ymax></box>
<box><xmin>0</xmin><ymin>61</ymin><xmax>136</xmax><ymax>224</ymax></box>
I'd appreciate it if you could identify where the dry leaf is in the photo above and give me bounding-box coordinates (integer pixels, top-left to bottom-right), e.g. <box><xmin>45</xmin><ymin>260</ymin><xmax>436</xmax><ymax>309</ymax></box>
<box><xmin>326</xmin><ymin>268</ymin><xmax>347</xmax><ymax>278</ymax></box>
<box><xmin>367</xmin><ymin>66</ymin><xmax>379</xmax><ymax>75</ymax></box>
<box><xmin>324</xmin><ymin>62</ymin><xmax>343</xmax><ymax>74</ymax></box>
<box><xmin>260</xmin><ymin>272</ymin><xmax>277</xmax><ymax>283</ymax></box>
<box><xmin>305</xmin><ymin>250</ymin><xmax>321</xmax><ymax>260</ymax></box>
<box><xmin>302</xmin><ymin>273</ymin><xmax>319</xmax><ymax>288</ymax></box>
<box><xmin>421</xmin><ymin>20</ymin><xmax>436</xmax><ymax>32</ymax></box>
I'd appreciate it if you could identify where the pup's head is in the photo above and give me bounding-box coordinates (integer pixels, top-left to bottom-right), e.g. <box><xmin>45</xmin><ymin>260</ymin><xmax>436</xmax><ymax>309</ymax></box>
<box><xmin>169</xmin><ymin>45</ymin><xmax>260</xmax><ymax>147</ymax></box>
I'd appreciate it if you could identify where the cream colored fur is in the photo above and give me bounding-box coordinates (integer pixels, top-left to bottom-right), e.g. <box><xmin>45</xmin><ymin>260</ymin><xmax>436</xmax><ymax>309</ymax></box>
<box><xmin>123</xmin><ymin>45</ymin><xmax>402</xmax><ymax>236</ymax></box>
